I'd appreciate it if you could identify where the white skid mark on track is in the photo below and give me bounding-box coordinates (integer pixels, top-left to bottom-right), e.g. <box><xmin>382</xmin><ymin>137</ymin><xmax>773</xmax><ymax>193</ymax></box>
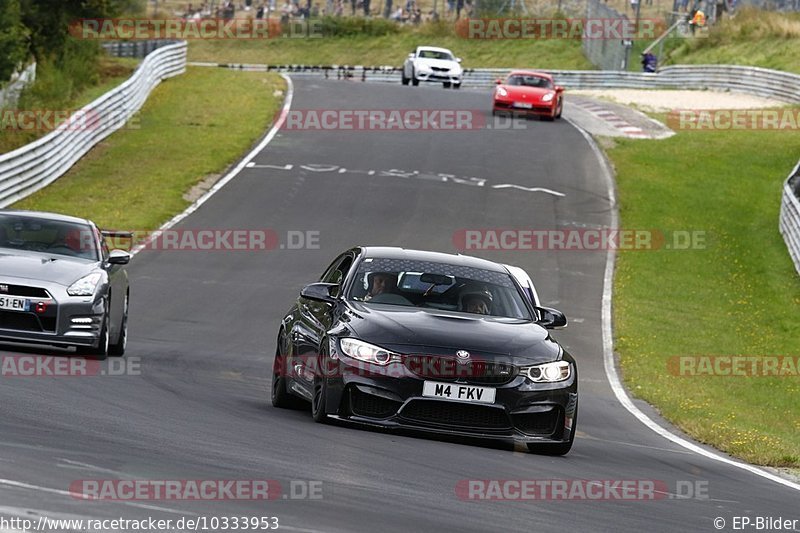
<box><xmin>492</xmin><ymin>184</ymin><xmax>566</xmax><ymax>197</ymax></box>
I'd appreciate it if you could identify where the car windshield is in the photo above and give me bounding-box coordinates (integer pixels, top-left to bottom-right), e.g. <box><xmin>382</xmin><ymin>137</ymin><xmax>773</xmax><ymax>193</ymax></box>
<box><xmin>0</xmin><ymin>213</ymin><xmax>98</xmax><ymax>260</ymax></box>
<box><xmin>507</xmin><ymin>75</ymin><xmax>553</xmax><ymax>89</ymax></box>
<box><xmin>349</xmin><ymin>257</ymin><xmax>532</xmax><ymax>320</ymax></box>
<box><xmin>418</xmin><ymin>50</ymin><xmax>454</xmax><ymax>60</ymax></box>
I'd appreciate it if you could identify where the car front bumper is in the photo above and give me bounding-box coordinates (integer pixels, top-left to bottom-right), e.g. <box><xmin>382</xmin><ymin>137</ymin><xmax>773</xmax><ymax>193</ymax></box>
<box><xmin>0</xmin><ymin>275</ymin><xmax>105</xmax><ymax>349</ymax></box>
<box><xmin>493</xmin><ymin>99</ymin><xmax>556</xmax><ymax>117</ymax></box>
<box><xmin>415</xmin><ymin>71</ymin><xmax>462</xmax><ymax>84</ymax></box>
<box><xmin>322</xmin><ymin>347</ymin><xmax>578</xmax><ymax>445</ymax></box>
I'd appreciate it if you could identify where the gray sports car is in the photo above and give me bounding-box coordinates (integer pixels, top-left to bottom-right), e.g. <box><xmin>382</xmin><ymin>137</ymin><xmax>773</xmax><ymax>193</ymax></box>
<box><xmin>0</xmin><ymin>210</ymin><xmax>131</xmax><ymax>359</ymax></box>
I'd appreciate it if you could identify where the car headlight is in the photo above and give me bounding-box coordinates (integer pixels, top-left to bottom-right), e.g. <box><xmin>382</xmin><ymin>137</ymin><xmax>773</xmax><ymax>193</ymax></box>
<box><xmin>542</xmin><ymin>92</ymin><xmax>555</xmax><ymax>102</ymax></box>
<box><xmin>496</xmin><ymin>87</ymin><xmax>508</xmax><ymax>97</ymax></box>
<box><xmin>67</xmin><ymin>272</ymin><xmax>103</xmax><ymax>296</ymax></box>
<box><xmin>521</xmin><ymin>361</ymin><xmax>570</xmax><ymax>383</ymax></box>
<box><xmin>339</xmin><ymin>338</ymin><xmax>399</xmax><ymax>366</ymax></box>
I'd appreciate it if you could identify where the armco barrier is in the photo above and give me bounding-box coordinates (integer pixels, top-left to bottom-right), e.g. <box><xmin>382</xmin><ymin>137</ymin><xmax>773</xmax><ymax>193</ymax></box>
<box><xmin>189</xmin><ymin>62</ymin><xmax>800</xmax><ymax>104</ymax></box>
<box><xmin>779</xmin><ymin>161</ymin><xmax>800</xmax><ymax>277</ymax></box>
<box><xmin>0</xmin><ymin>41</ymin><xmax>187</xmax><ymax>208</ymax></box>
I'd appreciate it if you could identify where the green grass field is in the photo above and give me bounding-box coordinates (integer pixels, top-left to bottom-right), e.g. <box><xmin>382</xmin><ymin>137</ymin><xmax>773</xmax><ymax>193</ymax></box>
<box><xmin>12</xmin><ymin>67</ymin><xmax>285</xmax><ymax>231</ymax></box>
<box><xmin>607</xmin><ymin>124</ymin><xmax>800</xmax><ymax>468</ymax></box>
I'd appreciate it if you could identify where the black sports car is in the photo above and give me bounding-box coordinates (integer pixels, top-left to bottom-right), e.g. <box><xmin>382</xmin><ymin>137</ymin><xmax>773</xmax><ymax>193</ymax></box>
<box><xmin>272</xmin><ymin>247</ymin><xmax>578</xmax><ymax>455</ymax></box>
<box><xmin>0</xmin><ymin>210</ymin><xmax>131</xmax><ymax>359</ymax></box>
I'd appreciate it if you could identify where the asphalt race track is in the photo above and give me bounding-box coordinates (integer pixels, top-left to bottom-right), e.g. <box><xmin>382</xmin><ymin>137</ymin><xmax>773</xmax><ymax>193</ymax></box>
<box><xmin>0</xmin><ymin>79</ymin><xmax>797</xmax><ymax>532</ymax></box>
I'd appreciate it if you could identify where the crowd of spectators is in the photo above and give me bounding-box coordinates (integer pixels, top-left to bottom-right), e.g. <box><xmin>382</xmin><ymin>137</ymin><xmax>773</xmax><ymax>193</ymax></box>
<box><xmin>180</xmin><ymin>0</ymin><xmax>473</xmax><ymax>22</ymax></box>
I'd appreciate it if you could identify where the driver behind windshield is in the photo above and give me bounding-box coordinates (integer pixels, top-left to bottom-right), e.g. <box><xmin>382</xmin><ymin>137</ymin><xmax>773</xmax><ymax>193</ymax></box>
<box><xmin>459</xmin><ymin>286</ymin><xmax>493</xmax><ymax>315</ymax></box>
<box><xmin>365</xmin><ymin>272</ymin><xmax>398</xmax><ymax>301</ymax></box>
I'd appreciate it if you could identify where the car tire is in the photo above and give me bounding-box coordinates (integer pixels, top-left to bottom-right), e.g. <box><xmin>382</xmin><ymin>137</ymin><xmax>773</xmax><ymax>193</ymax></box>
<box><xmin>272</xmin><ymin>334</ymin><xmax>306</xmax><ymax>409</ymax></box>
<box><xmin>555</xmin><ymin>99</ymin><xmax>563</xmax><ymax>119</ymax></box>
<box><xmin>443</xmin><ymin>82</ymin><xmax>451</xmax><ymax>89</ymax></box>
<box><xmin>311</xmin><ymin>345</ymin><xmax>332</xmax><ymax>423</ymax></box>
<box><xmin>527</xmin><ymin>402</ymin><xmax>577</xmax><ymax>456</ymax></box>
<box><xmin>79</xmin><ymin>317</ymin><xmax>109</xmax><ymax>361</ymax></box>
<box><xmin>411</xmin><ymin>71</ymin><xmax>420</xmax><ymax>86</ymax></box>
<box><xmin>453</xmin><ymin>83</ymin><xmax>461</xmax><ymax>90</ymax></box>
<box><xmin>401</xmin><ymin>71</ymin><xmax>409</xmax><ymax>85</ymax></box>
<box><xmin>108</xmin><ymin>292</ymin><xmax>128</xmax><ymax>357</ymax></box>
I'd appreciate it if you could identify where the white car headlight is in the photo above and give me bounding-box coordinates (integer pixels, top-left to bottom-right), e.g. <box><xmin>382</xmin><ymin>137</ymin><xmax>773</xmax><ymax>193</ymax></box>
<box><xmin>522</xmin><ymin>361</ymin><xmax>570</xmax><ymax>383</ymax></box>
<box><xmin>67</xmin><ymin>272</ymin><xmax>103</xmax><ymax>296</ymax></box>
<box><xmin>340</xmin><ymin>338</ymin><xmax>399</xmax><ymax>366</ymax></box>
<box><xmin>542</xmin><ymin>92</ymin><xmax>555</xmax><ymax>102</ymax></box>
<box><xmin>496</xmin><ymin>87</ymin><xmax>508</xmax><ymax>97</ymax></box>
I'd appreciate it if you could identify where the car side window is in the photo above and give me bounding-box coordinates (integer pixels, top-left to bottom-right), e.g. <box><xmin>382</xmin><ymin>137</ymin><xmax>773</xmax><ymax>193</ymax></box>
<box><xmin>95</xmin><ymin>227</ymin><xmax>109</xmax><ymax>261</ymax></box>
<box><xmin>323</xmin><ymin>254</ymin><xmax>354</xmax><ymax>296</ymax></box>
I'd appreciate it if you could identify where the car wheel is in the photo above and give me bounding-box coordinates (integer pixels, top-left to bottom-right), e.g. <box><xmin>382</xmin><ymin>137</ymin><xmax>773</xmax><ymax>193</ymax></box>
<box><xmin>79</xmin><ymin>317</ymin><xmax>109</xmax><ymax>361</ymax></box>
<box><xmin>272</xmin><ymin>333</ymin><xmax>306</xmax><ymax>409</ymax></box>
<box><xmin>453</xmin><ymin>83</ymin><xmax>461</xmax><ymax>90</ymax></box>
<box><xmin>311</xmin><ymin>346</ymin><xmax>332</xmax><ymax>423</ymax></box>
<box><xmin>401</xmin><ymin>71</ymin><xmax>409</xmax><ymax>85</ymax></box>
<box><xmin>108</xmin><ymin>292</ymin><xmax>128</xmax><ymax>357</ymax></box>
<box><xmin>527</xmin><ymin>402</ymin><xmax>577</xmax><ymax>455</ymax></box>
<box><xmin>555</xmin><ymin>99</ymin><xmax>563</xmax><ymax>119</ymax></box>
<box><xmin>443</xmin><ymin>82</ymin><xmax>451</xmax><ymax>89</ymax></box>
<box><xmin>411</xmin><ymin>70</ymin><xmax>420</xmax><ymax>86</ymax></box>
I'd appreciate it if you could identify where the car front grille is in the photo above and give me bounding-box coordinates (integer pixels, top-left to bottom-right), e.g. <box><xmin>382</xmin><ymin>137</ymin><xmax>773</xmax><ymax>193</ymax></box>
<box><xmin>400</xmin><ymin>400</ymin><xmax>512</xmax><ymax>430</ymax></box>
<box><xmin>0</xmin><ymin>284</ymin><xmax>50</xmax><ymax>298</ymax></box>
<box><xmin>348</xmin><ymin>387</ymin><xmax>402</xmax><ymax>419</ymax></box>
<box><xmin>0</xmin><ymin>310</ymin><xmax>53</xmax><ymax>332</ymax></box>
<box><xmin>511</xmin><ymin>408</ymin><xmax>562</xmax><ymax>436</ymax></box>
<box><xmin>404</xmin><ymin>355</ymin><xmax>516</xmax><ymax>386</ymax></box>
<box><xmin>430</xmin><ymin>67</ymin><xmax>450</xmax><ymax>72</ymax></box>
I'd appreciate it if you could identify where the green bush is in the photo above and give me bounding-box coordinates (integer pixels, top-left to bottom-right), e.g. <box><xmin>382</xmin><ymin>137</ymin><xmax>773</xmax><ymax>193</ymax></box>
<box><xmin>317</xmin><ymin>16</ymin><xmax>401</xmax><ymax>36</ymax></box>
<box><xmin>0</xmin><ymin>0</ymin><xmax>29</xmax><ymax>82</ymax></box>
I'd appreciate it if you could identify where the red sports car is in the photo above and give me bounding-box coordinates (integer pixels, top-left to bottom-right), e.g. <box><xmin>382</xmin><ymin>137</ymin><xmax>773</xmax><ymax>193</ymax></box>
<box><xmin>492</xmin><ymin>71</ymin><xmax>564</xmax><ymax>121</ymax></box>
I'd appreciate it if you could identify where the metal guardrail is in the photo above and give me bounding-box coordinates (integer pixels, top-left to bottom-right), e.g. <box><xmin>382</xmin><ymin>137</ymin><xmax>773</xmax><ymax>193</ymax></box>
<box><xmin>190</xmin><ymin>62</ymin><xmax>800</xmax><ymax>103</ymax></box>
<box><xmin>0</xmin><ymin>41</ymin><xmax>187</xmax><ymax>208</ymax></box>
<box><xmin>779</xmin><ymin>161</ymin><xmax>800</xmax><ymax>276</ymax></box>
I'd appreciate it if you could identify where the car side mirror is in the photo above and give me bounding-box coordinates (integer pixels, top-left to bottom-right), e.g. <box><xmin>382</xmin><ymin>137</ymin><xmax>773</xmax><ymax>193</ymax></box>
<box><xmin>456</xmin><ymin>57</ymin><xmax>462</xmax><ymax>63</ymax></box>
<box><xmin>408</xmin><ymin>53</ymin><xmax>415</xmax><ymax>58</ymax></box>
<box><xmin>301</xmin><ymin>282</ymin><xmax>339</xmax><ymax>303</ymax></box>
<box><xmin>535</xmin><ymin>306</ymin><xmax>567</xmax><ymax>329</ymax></box>
<box><xmin>107</xmin><ymin>249</ymin><xmax>131</xmax><ymax>265</ymax></box>
<box><xmin>555</xmin><ymin>85</ymin><xmax>564</xmax><ymax>92</ymax></box>
<box><xmin>495</xmin><ymin>78</ymin><xmax>502</xmax><ymax>85</ymax></box>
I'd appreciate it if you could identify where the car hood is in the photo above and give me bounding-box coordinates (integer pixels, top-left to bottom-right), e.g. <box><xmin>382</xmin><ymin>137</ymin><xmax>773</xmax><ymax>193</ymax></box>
<box><xmin>342</xmin><ymin>302</ymin><xmax>561</xmax><ymax>363</ymax></box>
<box><xmin>499</xmin><ymin>85</ymin><xmax>554</xmax><ymax>100</ymax></box>
<box><xmin>0</xmin><ymin>250</ymin><xmax>96</xmax><ymax>286</ymax></box>
<box><xmin>414</xmin><ymin>58</ymin><xmax>461</xmax><ymax>71</ymax></box>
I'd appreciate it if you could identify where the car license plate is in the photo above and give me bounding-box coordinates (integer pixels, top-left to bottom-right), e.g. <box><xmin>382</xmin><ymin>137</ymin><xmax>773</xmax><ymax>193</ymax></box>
<box><xmin>422</xmin><ymin>381</ymin><xmax>496</xmax><ymax>404</ymax></box>
<box><xmin>513</xmin><ymin>102</ymin><xmax>533</xmax><ymax>109</ymax></box>
<box><xmin>0</xmin><ymin>296</ymin><xmax>28</xmax><ymax>312</ymax></box>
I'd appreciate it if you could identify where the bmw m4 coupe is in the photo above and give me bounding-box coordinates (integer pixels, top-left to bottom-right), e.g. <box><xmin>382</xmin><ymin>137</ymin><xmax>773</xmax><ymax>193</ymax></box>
<box><xmin>0</xmin><ymin>210</ymin><xmax>131</xmax><ymax>359</ymax></box>
<box><xmin>272</xmin><ymin>247</ymin><xmax>578</xmax><ymax>455</ymax></box>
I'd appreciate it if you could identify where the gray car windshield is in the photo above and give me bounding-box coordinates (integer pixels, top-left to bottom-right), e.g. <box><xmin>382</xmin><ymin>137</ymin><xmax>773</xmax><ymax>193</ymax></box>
<box><xmin>0</xmin><ymin>214</ymin><xmax>98</xmax><ymax>260</ymax></box>
<box><xmin>349</xmin><ymin>258</ymin><xmax>532</xmax><ymax>320</ymax></box>
<box><xmin>418</xmin><ymin>50</ymin><xmax>454</xmax><ymax>60</ymax></box>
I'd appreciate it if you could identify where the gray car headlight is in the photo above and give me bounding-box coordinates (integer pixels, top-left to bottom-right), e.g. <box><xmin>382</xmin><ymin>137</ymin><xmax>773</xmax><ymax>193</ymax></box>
<box><xmin>340</xmin><ymin>338</ymin><xmax>399</xmax><ymax>366</ymax></box>
<box><xmin>67</xmin><ymin>272</ymin><xmax>102</xmax><ymax>296</ymax></box>
<box><xmin>542</xmin><ymin>92</ymin><xmax>555</xmax><ymax>102</ymax></box>
<box><xmin>521</xmin><ymin>361</ymin><xmax>571</xmax><ymax>383</ymax></box>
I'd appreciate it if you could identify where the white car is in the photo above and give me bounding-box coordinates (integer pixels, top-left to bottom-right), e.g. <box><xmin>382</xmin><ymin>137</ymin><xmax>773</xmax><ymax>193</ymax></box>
<box><xmin>402</xmin><ymin>46</ymin><xmax>463</xmax><ymax>89</ymax></box>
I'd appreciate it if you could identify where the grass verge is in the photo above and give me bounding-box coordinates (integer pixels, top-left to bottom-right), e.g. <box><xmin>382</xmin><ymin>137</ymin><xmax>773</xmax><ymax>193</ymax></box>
<box><xmin>187</xmin><ymin>25</ymin><xmax>592</xmax><ymax>69</ymax></box>
<box><xmin>607</xmin><ymin>118</ymin><xmax>800</xmax><ymax>468</ymax></box>
<box><xmin>12</xmin><ymin>66</ymin><xmax>285</xmax><ymax>231</ymax></box>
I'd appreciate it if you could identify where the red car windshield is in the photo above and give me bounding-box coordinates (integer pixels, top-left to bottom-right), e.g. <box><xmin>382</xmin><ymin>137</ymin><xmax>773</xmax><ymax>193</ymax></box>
<box><xmin>507</xmin><ymin>75</ymin><xmax>553</xmax><ymax>89</ymax></box>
